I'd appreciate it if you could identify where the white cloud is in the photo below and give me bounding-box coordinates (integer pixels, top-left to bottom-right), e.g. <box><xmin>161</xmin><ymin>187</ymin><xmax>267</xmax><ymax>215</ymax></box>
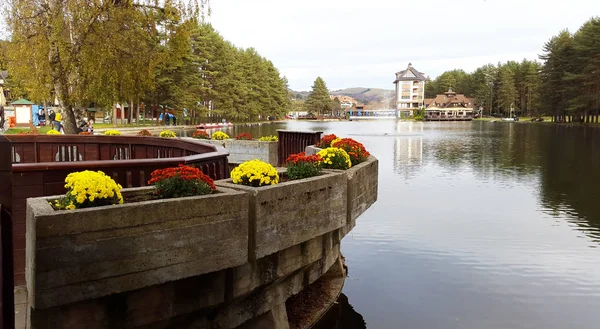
<box><xmin>208</xmin><ymin>0</ymin><xmax>600</xmax><ymax>90</ymax></box>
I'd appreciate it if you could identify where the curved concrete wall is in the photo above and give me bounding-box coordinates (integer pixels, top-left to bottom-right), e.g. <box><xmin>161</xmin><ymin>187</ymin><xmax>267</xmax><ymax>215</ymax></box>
<box><xmin>24</xmin><ymin>156</ymin><xmax>378</xmax><ymax>329</ymax></box>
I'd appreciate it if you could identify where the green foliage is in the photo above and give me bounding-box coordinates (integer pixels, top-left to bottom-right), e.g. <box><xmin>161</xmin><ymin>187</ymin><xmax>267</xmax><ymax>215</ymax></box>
<box><xmin>305</xmin><ymin>77</ymin><xmax>331</xmax><ymax>116</ymax></box>
<box><xmin>3</xmin><ymin>1</ymin><xmax>288</xmax><ymax>134</ymax></box>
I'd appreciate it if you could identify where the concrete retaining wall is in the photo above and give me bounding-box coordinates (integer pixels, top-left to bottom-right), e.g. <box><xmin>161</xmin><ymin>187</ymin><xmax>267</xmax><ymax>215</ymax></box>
<box><xmin>26</xmin><ymin>187</ymin><xmax>248</xmax><ymax>309</ymax></box>
<box><xmin>216</xmin><ymin>171</ymin><xmax>347</xmax><ymax>259</ymax></box>
<box><xmin>24</xmin><ymin>158</ymin><xmax>378</xmax><ymax>329</ymax></box>
<box><xmin>198</xmin><ymin>139</ymin><xmax>278</xmax><ymax>165</ymax></box>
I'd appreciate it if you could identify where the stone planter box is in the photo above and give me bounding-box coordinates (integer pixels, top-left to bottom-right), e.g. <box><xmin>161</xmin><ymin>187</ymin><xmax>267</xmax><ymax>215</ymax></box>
<box><xmin>197</xmin><ymin>139</ymin><xmax>278</xmax><ymax>165</ymax></box>
<box><xmin>345</xmin><ymin>156</ymin><xmax>378</xmax><ymax>224</ymax></box>
<box><xmin>216</xmin><ymin>170</ymin><xmax>347</xmax><ymax>260</ymax></box>
<box><xmin>26</xmin><ymin>186</ymin><xmax>249</xmax><ymax>309</ymax></box>
<box><xmin>305</xmin><ymin>145</ymin><xmax>378</xmax><ymax>225</ymax></box>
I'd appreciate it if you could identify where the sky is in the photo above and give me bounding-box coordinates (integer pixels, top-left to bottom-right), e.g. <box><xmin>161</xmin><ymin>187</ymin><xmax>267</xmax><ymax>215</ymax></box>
<box><xmin>207</xmin><ymin>0</ymin><xmax>600</xmax><ymax>91</ymax></box>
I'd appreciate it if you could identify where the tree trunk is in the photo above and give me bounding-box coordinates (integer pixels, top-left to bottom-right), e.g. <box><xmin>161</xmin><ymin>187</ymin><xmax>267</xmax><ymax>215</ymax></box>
<box><xmin>121</xmin><ymin>103</ymin><xmax>125</xmax><ymax>127</ymax></box>
<box><xmin>43</xmin><ymin>101</ymin><xmax>49</xmax><ymax>124</ymax></box>
<box><xmin>62</xmin><ymin>106</ymin><xmax>77</xmax><ymax>134</ymax></box>
<box><xmin>129</xmin><ymin>99</ymin><xmax>133</xmax><ymax>124</ymax></box>
<box><xmin>112</xmin><ymin>104</ymin><xmax>117</xmax><ymax>128</ymax></box>
<box><xmin>136</xmin><ymin>101</ymin><xmax>140</xmax><ymax>126</ymax></box>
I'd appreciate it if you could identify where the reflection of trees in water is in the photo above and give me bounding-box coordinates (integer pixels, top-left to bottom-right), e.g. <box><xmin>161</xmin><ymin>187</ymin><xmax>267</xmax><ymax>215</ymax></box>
<box><xmin>536</xmin><ymin>125</ymin><xmax>600</xmax><ymax>241</ymax></box>
<box><xmin>426</xmin><ymin>123</ymin><xmax>600</xmax><ymax>241</ymax></box>
<box><xmin>312</xmin><ymin>293</ymin><xmax>366</xmax><ymax>329</ymax></box>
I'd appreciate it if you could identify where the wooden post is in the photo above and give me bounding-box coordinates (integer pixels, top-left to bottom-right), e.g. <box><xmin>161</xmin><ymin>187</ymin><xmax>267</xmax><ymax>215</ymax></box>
<box><xmin>0</xmin><ymin>135</ymin><xmax>15</xmax><ymax>329</ymax></box>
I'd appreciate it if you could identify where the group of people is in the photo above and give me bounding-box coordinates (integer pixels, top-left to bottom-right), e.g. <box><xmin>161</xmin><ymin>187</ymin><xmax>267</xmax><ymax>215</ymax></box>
<box><xmin>48</xmin><ymin>109</ymin><xmax>93</xmax><ymax>134</ymax></box>
<box><xmin>48</xmin><ymin>109</ymin><xmax>63</xmax><ymax>133</ymax></box>
<box><xmin>158</xmin><ymin>112</ymin><xmax>177</xmax><ymax>125</ymax></box>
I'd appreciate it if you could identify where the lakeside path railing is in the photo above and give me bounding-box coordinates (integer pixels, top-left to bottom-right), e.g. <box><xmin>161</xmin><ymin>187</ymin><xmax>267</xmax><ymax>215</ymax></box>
<box><xmin>3</xmin><ymin>135</ymin><xmax>229</xmax><ymax>285</ymax></box>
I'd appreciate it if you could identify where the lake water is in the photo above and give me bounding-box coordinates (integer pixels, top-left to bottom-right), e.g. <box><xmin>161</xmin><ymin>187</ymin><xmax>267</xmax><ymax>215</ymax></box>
<box><xmin>211</xmin><ymin>121</ymin><xmax>600</xmax><ymax>329</ymax></box>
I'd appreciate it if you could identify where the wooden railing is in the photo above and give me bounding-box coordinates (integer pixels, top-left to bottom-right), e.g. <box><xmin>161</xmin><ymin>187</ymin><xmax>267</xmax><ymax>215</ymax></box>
<box><xmin>277</xmin><ymin>130</ymin><xmax>322</xmax><ymax>166</ymax></box>
<box><xmin>0</xmin><ymin>135</ymin><xmax>14</xmax><ymax>329</ymax></box>
<box><xmin>3</xmin><ymin>135</ymin><xmax>229</xmax><ymax>285</ymax></box>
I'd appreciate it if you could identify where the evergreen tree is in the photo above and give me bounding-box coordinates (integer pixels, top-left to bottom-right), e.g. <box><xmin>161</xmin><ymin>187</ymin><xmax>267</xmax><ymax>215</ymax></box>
<box><xmin>332</xmin><ymin>97</ymin><xmax>342</xmax><ymax>117</ymax></box>
<box><xmin>567</xmin><ymin>18</ymin><xmax>600</xmax><ymax>122</ymax></box>
<box><xmin>305</xmin><ymin>77</ymin><xmax>331</xmax><ymax>116</ymax></box>
<box><xmin>539</xmin><ymin>30</ymin><xmax>576</xmax><ymax>122</ymax></box>
<box><xmin>497</xmin><ymin>65</ymin><xmax>518</xmax><ymax>117</ymax></box>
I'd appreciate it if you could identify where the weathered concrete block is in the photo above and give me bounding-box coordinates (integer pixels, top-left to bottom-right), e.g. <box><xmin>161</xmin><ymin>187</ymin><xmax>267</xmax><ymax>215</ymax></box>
<box><xmin>305</xmin><ymin>146</ymin><xmax>379</xmax><ymax>224</ymax></box>
<box><xmin>198</xmin><ymin>139</ymin><xmax>278</xmax><ymax>165</ymax></box>
<box><xmin>29</xmin><ymin>270</ymin><xmax>226</xmax><ymax>329</ymax></box>
<box><xmin>345</xmin><ymin>156</ymin><xmax>379</xmax><ymax>223</ymax></box>
<box><xmin>216</xmin><ymin>171</ymin><xmax>347</xmax><ymax>260</ymax></box>
<box><xmin>26</xmin><ymin>186</ymin><xmax>248</xmax><ymax>309</ymax></box>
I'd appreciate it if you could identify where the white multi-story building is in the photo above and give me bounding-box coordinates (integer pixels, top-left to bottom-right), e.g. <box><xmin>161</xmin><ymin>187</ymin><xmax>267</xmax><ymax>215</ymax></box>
<box><xmin>393</xmin><ymin>63</ymin><xmax>427</xmax><ymax>116</ymax></box>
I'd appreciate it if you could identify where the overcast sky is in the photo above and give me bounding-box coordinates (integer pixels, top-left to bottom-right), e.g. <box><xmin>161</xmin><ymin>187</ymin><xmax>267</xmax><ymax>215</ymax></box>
<box><xmin>208</xmin><ymin>0</ymin><xmax>600</xmax><ymax>91</ymax></box>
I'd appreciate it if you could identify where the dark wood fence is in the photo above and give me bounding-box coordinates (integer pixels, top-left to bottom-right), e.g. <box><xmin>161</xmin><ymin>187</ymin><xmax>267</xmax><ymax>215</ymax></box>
<box><xmin>0</xmin><ymin>135</ymin><xmax>15</xmax><ymax>329</ymax></box>
<box><xmin>3</xmin><ymin>135</ymin><xmax>229</xmax><ymax>286</ymax></box>
<box><xmin>277</xmin><ymin>130</ymin><xmax>322</xmax><ymax>166</ymax></box>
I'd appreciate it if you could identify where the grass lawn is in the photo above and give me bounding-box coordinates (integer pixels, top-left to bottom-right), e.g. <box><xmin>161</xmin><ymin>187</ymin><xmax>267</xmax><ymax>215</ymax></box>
<box><xmin>4</xmin><ymin>126</ymin><xmax>53</xmax><ymax>134</ymax></box>
<box><xmin>474</xmin><ymin>116</ymin><xmax>553</xmax><ymax>122</ymax></box>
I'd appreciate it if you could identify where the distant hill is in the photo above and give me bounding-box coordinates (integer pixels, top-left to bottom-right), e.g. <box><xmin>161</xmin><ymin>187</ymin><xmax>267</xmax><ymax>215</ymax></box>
<box><xmin>330</xmin><ymin>87</ymin><xmax>394</xmax><ymax>105</ymax></box>
<box><xmin>289</xmin><ymin>87</ymin><xmax>395</xmax><ymax>105</ymax></box>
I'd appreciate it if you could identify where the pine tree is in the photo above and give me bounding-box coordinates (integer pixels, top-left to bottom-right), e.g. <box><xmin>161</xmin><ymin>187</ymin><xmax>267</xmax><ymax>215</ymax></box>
<box><xmin>539</xmin><ymin>30</ymin><xmax>576</xmax><ymax>122</ymax></box>
<box><xmin>305</xmin><ymin>77</ymin><xmax>331</xmax><ymax>116</ymax></box>
<box><xmin>568</xmin><ymin>18</ymin><xmax>600</xmax><ymax>123</ymax></box>
<box><xmin>497</xmin><ymin>65</ymin><xmax>517</xmax><ymax>117</ymax></box>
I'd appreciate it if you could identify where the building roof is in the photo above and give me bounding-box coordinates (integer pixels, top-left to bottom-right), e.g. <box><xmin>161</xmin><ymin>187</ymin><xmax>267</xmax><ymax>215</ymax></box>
<box><xmin>11</xmin><ymin>98</ymin><xmax>34</xmax><ymax>105</ymax></box>
<box><xmin>426</xmin><ymin>88</ymin><xmax>476</xmax><ymax>109</ymax></box>
<box><xmin>393</xmin><ymin>63</ymin><xmax>427</xmax><ymax>83</ymax></box>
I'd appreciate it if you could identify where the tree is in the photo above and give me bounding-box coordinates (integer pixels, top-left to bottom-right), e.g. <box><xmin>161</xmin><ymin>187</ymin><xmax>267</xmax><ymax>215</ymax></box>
<box><xmin>539</xmin><ymin>30</ymin><xmax>576</xmax><ymax>122</ymax></box>
<box><xmin>567</xmin><ymin>18</ymin><xmax>600</xmax><ymax>123</ymax></box>
<box><xmin>305</xmin><ymin>77</ymin><xmax>331</xmax><ymax>116</ymax></box>
<box><xmin>496</xmin><ymin>65</ymin><xmax>517</xmax><ymax>117</ymax></box>
<box><xmin>331</xmin><ymin>97</ymin><xmax>342</xmax><ymax>117</ymax></box>
<box><xmin>471</xmin><ymin>64</ymin><xmax>497</xmax><ymax>116</ymax></box>
<box><xmin>4</xmin><ymin>0</ymin><xmax>209</xmax><ymax>133</ymax></box>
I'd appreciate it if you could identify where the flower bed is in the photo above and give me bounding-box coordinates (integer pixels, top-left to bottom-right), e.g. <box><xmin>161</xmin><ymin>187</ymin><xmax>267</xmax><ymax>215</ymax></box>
<box><xmin>285</xmin><ymin>152</ymin><xmax>322</xmax><ymax>180</ymax></box>
<box><xmin>104</xmin><ymin>129</ymin><xmax>121</xmax><ymax>136</ymax></box>
<box><xmin>192</xmin><ymin>130</ymin><xmax>210</xmax><ymax>139</ymax></box>
<box><xmin>26</xmin><ymin>185</ymin><xmax>248</xmax><ymax>309</ymax></box>
<box><xmin>137</xmin><ymin>129</ymin><xmax>152</xmax><ymax>136</ymax></box>
<box><xmin>160</xmin><ymin>130</ymin><xmax>177</xmax><ymax>138</ymax></box>
<box><xmin>331</xmin><ymin>138</ymin><xmax>370</xmax><ymax>165</ymax></box>
<box><xmin>212</xmin><ymin>131</ymin><xmax>229</xmax><ymax>140</ymax></box>
<box><xmin>235</xmin><ymin>133</ymin><xmax>253</xmax><ymax>140</ymax></box>
<box><xmin>259</xmin><ymin>135</ymin><xmax>278</xmax><ymax>142</ymax></box>
<box><xmin>306</xmin><ymin>136</ymin><xmax>378</xmax><ymax>226</ymax></box>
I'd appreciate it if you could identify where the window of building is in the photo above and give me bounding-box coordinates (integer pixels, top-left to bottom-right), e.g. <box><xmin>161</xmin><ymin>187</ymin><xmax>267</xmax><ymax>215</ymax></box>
<box><xmin>402</xmin><ymin>89</ymin><xmax>410</xmax><ymax>92</ymax></box>
<box><xmin>401</xmin><ymin>96</ymin><xmax>410</xmax><ymax>99</ymax></box>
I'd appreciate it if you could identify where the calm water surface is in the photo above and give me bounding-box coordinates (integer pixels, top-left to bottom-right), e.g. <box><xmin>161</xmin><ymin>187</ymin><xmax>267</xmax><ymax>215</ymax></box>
<box><xmin>216</xmin><ymin>121</ymin><xmax>600</xmax><ymax>329</ymax></box>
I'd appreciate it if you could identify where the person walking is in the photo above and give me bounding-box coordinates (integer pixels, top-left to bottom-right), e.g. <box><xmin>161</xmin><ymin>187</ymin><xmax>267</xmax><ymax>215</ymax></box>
<box><xmin>54</xmin><ymin>110</ymin><xmax>63</xmax><ymax>132</ymax></box>
<box><xmin>49</xmin><ymin>109</ymin><xmax>56</xmax><ymax>129</ymax></box>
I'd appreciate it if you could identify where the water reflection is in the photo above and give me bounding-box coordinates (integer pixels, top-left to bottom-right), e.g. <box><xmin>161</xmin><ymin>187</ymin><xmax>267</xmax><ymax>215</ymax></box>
<box><xmin>183</xmin><ymin>120</ymin><xmax>600</xmax><ymax>329</ymax></box>
<box><xmin>312</xmin><ymin>293</ymin><xmax>366</xmax><ymax>329</ymax></box>
<box><xmin>393</xmin><ymin>122</ymin><xmax>423</xmax><ymax>180</ymax></box>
